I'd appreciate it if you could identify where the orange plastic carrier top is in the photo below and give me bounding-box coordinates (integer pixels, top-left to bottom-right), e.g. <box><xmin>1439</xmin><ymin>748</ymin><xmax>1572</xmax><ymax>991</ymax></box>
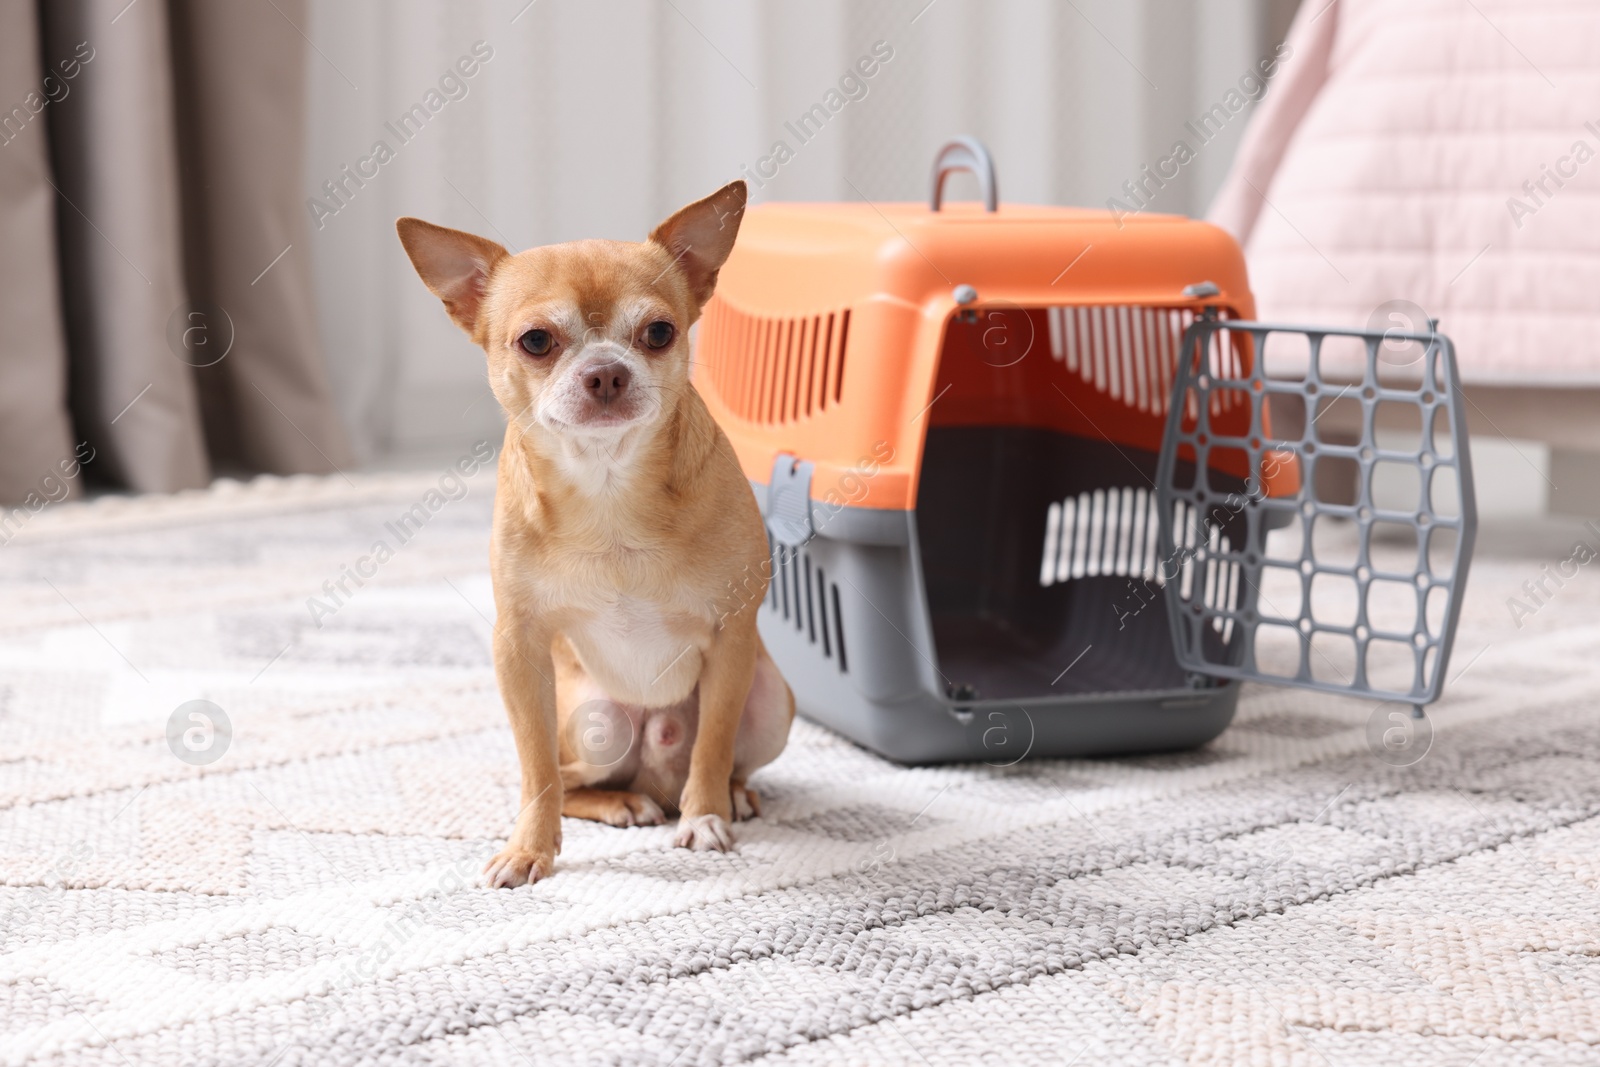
<box><xmin>694</xmin><ymin>196</ymin><xmax>1302</xmax><ymax>512</ymax></box>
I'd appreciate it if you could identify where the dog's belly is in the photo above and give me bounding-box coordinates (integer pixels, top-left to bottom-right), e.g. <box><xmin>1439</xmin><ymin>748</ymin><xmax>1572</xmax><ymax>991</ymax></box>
<box><xmin>567</xmin><ymin>650</ymin><xmax>792</xmax><ymax>807</ymax></box>
<box><xmin>563</xmin><ymin>597</ymin><xmax>705</xmax><ymax>707</ymax></box>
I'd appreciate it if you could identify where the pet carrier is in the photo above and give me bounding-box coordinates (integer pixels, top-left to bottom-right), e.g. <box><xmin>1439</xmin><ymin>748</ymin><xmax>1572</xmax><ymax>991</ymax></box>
<box><xmin>695</xmin><ymin>138</ymin><xmax>1476</xmax><ymax>764</ymax></box>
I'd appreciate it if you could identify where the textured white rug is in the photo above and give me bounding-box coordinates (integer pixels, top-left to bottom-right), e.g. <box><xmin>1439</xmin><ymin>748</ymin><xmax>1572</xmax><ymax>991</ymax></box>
<box><xmin>2</xmin><ymin>471</ymin><xmax>1599</xmax><ymax>1066</ymax></box>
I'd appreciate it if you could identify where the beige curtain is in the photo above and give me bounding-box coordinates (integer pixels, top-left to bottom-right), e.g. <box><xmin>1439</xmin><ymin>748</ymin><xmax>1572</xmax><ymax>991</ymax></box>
<box><xmin>0</xmin><ymin>0</ymin><xmax>351</xmax><ymax>505</ymax></box>
<box><xmin>305</xmin><ymin>0</ymin><xmax>1278</xmax><ymax>460</ymax></box>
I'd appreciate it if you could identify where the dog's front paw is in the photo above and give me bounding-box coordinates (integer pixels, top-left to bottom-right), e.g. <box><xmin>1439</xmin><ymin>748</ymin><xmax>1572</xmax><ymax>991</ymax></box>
<box><xmin>731</xmin><ymin>783</ymin><xmax>761</xmax><ymax>822</ymax></box>
<box><xmin>674</xmin><ymin>813</ymin><xmax>734</xmax><ymax>851</ymax></box>
<box><xmin>483</xmin><ymin>847</ymin><xmax>554</xmax><ymax>888</ymax></box>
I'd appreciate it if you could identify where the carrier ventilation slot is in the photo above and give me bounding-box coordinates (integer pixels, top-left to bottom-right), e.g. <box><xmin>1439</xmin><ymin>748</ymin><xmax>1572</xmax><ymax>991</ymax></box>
<box><xmin>699</xmin><ymin>300</ymin><xmax>850</xmax><ymax>425</ymax></box>
<box><xmin>1044</xmin><ymin>305</ymin><xmax>1244</xmax><ymax>419</ymax></box>
<box><xmin>1039</xmin><ymin>488</ymin><xmax>1238</xmax><ymax>642</ymax></box>
<box><xmin>1039</xmin><ymin>486</ymin><xmax>1161</xmax><ymax>586</ymax></box>
<box><xmin>765</xmin><ymin>540</ymin><xmax>848</xmax><ymax>672</ymax></box>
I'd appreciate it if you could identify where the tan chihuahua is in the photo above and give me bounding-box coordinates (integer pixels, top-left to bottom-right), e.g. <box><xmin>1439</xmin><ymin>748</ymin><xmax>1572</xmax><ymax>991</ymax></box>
<box><xmin>397</xmin><ymin>181</ymin><xmax>793</xmax><ymax>888</ymax></box>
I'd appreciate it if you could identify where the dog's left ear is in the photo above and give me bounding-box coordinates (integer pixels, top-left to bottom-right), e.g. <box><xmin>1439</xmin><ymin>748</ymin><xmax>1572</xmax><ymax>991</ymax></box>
<box><xmin>648</xmin><ymin>180</ymin><xmax>747</xmax><ymax>306</ymax></box>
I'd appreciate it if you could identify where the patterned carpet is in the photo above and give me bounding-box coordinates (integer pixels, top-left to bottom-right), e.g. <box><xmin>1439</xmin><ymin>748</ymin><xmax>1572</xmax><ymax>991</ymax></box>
<box><xmin>2</xmin><ymin>471</ymin><xmax>1599</xmax><ymax>1066</ymax></box>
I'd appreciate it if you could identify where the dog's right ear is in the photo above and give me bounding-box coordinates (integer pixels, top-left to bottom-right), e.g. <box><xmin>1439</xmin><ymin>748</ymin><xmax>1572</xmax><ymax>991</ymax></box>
<box><xmin>396</xmin><ymin>218</ymin><xmax>509</xmax><ymax>338</ymax></box>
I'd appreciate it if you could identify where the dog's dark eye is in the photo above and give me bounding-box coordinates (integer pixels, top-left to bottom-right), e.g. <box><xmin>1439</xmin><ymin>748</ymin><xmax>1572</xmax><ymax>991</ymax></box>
<box><xmin>518</xmin><ymin>329</ymin><xmax>554</xmax><ymax>357</ymax></box>
<box><xmin>642</xmin><ymin>321</ymin><xmax>675</xmax><ymax>350</ymax></box>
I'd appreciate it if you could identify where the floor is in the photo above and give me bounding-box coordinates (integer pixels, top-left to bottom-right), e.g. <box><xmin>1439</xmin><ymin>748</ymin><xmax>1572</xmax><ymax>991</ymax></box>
<box><xmin>0</xmin><ymin>468</ymin><xmax>1597</xmax><ymax>1065</ymax></box>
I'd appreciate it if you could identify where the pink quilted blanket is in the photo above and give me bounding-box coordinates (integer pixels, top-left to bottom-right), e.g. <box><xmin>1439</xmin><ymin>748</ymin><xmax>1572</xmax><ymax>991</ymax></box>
<box><xmin>1209</xmin><ymin>0</ymin><xmax>1600</xmax><ymax>384</ymax></box>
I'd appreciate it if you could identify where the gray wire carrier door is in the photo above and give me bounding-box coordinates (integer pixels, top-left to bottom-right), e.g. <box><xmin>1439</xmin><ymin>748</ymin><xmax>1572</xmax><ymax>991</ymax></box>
<box><xmin>1153</xmin><ymin>315</ymin><xmax>1477</xmax><ymax>707</ymax></box>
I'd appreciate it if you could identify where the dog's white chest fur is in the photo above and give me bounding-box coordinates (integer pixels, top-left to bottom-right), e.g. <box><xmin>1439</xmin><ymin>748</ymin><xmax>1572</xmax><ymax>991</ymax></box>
<box><xmin>546</xmin><ymin>432</ymin><xmax>643</xmax><ymax>496</ymax></box>
<box><xmin>564</xmin><ymin>595</ymin><xmax>704</xmax><ymax>708</ymax></box>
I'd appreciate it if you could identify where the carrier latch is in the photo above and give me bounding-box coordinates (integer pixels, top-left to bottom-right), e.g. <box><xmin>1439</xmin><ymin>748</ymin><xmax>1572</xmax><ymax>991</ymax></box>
<box><xmin>766</xmin><ymin>454</ymin><xmax>815</xmax><ymax>547</ymax></box>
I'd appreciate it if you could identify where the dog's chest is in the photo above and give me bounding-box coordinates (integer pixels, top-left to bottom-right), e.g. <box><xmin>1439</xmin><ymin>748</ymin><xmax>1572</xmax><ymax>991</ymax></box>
<box><xmin>564</xmin><ymin>594</ymin><xmax>706</xmax><ymax>707</ymax></box>
<box><xmin>507</xmin><ymin>507</ymin><xmax>720</xmax><ymax>706</ymax></box>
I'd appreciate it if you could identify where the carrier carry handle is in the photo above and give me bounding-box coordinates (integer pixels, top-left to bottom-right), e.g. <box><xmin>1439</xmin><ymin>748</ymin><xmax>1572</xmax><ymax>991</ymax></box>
<box><xmin>930</xmin><ymin>136</ymin><xmax>998</xmax><ymax>212</ymax></box>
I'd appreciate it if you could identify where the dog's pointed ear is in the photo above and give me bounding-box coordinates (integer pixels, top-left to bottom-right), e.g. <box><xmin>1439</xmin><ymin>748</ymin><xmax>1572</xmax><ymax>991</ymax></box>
<box><xmin>396</xmin><ymin>217</ymin><xmax>509</xmax><ymax>337</ymax></box>
<box><xmin>648</xmin><ymin>180</ymin><xmax>747</xmax><ymax>306</ymax></box>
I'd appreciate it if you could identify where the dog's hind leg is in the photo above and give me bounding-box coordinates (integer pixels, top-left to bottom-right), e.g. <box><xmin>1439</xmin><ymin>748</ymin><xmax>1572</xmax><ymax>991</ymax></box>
<box><xmin>732</xmin><ymin>640</ymin><xmax>793</xmax><ymax>781</ymax></box>
<box><xmin>729</xmin><ymin>780</ymin><xmax>760</xmax><ymax>821</ymax></box>
<box><xmin>562</xmin><ymin>788</ymin><xmax>665</xmax><ymax>827</ymax></box>
<box><xmin>726</xmin><ymin>640</ymin><xmax>794</xmax><ymax>822</ymax></box>
<box><xmin>555</xmin><ymin>634</ymin><xmax>644</xmax><ymax>790</ymax></box>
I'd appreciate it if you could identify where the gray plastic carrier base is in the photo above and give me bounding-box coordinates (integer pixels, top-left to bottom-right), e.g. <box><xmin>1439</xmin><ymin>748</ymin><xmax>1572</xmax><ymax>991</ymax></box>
<box><xmin>768</xmin><ymin>621</ymin><xmax>1239</xmax><ymax>766</ymax></box>
<box><xmin>752</xmin><ymin>485</ymin><xmax>1240</xmax><ymax>766</ymax></box>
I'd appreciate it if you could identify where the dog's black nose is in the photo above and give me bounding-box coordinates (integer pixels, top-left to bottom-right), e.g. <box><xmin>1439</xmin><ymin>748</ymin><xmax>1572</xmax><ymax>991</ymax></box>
<box><xmin>581</xmin><ymin>362</ymin><xmax>631</xmax><ymax>404</ymax></box>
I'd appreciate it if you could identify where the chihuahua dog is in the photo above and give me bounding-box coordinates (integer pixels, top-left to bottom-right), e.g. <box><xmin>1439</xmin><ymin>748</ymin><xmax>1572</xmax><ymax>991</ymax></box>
<box><xmin>397</xmin><ymin>181</ymin><xmax>794</xmax><ymax>887</ymax></box>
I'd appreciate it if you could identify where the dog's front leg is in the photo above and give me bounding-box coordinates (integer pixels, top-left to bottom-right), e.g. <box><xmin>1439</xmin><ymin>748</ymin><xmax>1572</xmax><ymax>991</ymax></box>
<box><xmin>484</xmin><ymin>619</ymin><xmax>563</xmax><ymax>887</ymax></box>
<box><xmin>675</xmin><ymin>623</ymin><xmax>758</xmax><ymax>851</ymax></box>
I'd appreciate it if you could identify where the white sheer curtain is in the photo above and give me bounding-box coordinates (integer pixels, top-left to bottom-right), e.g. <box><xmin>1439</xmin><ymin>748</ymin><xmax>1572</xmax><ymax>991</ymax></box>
<box><xmin>304</xmin><ymin>0</ymin><xmax>1274</xmax><ymax>462</ymax></box>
